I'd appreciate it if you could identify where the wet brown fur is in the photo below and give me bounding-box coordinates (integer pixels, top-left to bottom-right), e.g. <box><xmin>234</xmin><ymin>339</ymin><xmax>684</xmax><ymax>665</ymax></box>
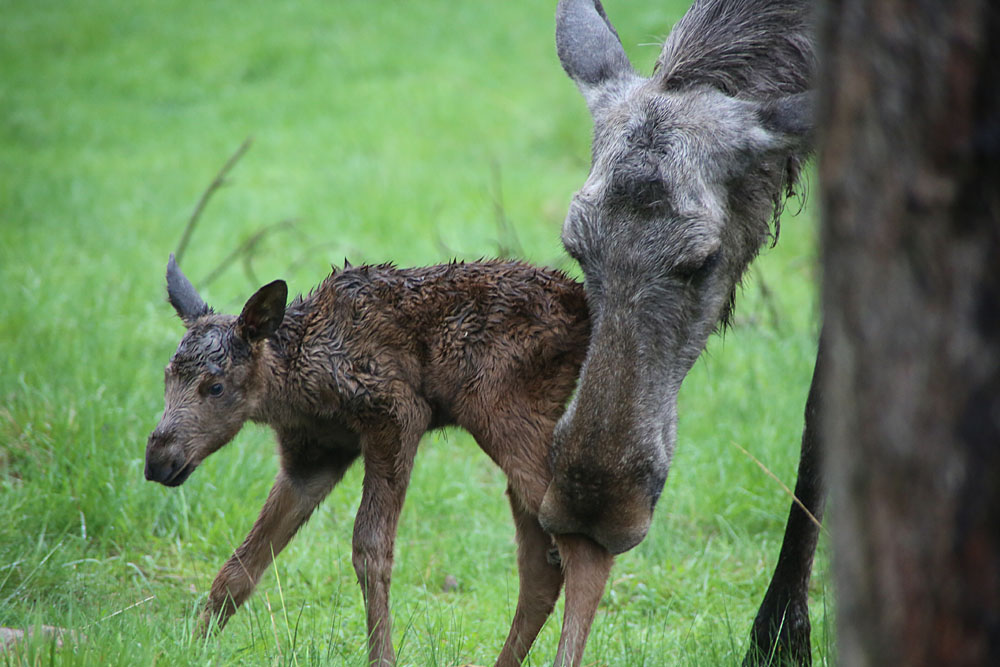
<box><xmin>146</xmin><ymin>258</ymin><xmax>613</xmax><ymax>667</ymax></box>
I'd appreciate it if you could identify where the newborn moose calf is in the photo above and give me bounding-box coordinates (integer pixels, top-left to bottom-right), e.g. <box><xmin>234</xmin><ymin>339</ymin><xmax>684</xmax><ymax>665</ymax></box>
<box><xmin>145</xmin><ymin>255</ymin><xmax>612</xmax><ymax>667</ymax></box>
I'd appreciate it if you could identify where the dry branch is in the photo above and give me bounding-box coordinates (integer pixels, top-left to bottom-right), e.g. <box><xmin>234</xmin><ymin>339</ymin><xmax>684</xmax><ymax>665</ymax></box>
<box><xmin>200</xmin><ymin>220</ymin><xmax>300</xmax><ymax>288</ymax></box>
<box><xmin>174</xmin><ymin>137</ymin><xmax>253</xmax><ymax>265</ymax></box>
<box><xmin>489</xmin><ymin>161</ymin><xmax>525</xmax><ymax>259</ymax></box>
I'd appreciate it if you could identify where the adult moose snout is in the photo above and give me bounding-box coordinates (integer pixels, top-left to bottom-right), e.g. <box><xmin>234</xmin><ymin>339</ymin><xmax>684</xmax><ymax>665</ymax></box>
<box><xmin>539</xmin><ymin>462</ymin><xmax>664</xmax><ymax>555</ymax></box>
<box><xmin>538</xmin><ymin>339</ymin><xmax>673</xmax><ymax>555</ymax></box>
<box><xmin>145</xmin><ymin>426</ymin><xmax>195</xmax><ymax>486</ymax></box>
<box><xmin>539</xmin><ymin>418</ymin><xmax>669</xmax><ymax>555</ymax></box>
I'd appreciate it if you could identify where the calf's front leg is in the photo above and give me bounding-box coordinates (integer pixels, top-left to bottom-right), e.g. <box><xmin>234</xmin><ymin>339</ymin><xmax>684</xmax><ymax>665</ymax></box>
<box><xmin>201</xmin><ymin>467</ymin><xmax>343</xmax><ymax>632</ymax></box>
<box><xmin>352</xmin><ymin>417</ymin><xmax>426</xmax><ymax>666</ymax></box>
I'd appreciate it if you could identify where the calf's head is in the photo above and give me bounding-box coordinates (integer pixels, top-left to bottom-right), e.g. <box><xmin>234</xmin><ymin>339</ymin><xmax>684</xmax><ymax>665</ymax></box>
<box><xmin>539</xmin><ymin>0</ymin><xmax>813</xmax><ymax>554</ymax></box>
<box><xmin>145</xmin><ymin>255</ymin><xmax>287</xmax><ymax>486</ymax></box>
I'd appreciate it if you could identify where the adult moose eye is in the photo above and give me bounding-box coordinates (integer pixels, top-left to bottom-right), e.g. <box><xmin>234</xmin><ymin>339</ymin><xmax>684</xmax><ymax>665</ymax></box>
<box><xmin>207</xmin><ymin>383</ymin><xmax>224</xmax><ymax>397</ymax></box>
<box><xmin>674</xmin><ymin>249</ymin><xmax>721</xmax><ymax>281</ymax></box>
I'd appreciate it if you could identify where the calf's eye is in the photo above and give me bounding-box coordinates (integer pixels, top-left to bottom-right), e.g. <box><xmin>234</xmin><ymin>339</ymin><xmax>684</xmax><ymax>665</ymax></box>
<box><xmin>208</xmin><ymin>383</ymin><xmax>224</xmax><ymax>397</ymax></box>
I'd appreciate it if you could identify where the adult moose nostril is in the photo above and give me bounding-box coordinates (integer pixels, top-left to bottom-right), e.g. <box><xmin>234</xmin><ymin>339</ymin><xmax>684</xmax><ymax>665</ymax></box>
<box><xmin>539</xmin><ymin>477</ymin><xmax>655</xmax><ymax>555</ymax></box>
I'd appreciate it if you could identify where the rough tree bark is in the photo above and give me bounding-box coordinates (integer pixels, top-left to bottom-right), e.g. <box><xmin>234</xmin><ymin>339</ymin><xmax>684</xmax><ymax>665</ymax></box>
<box><xmin>819</xmin><ymin>1</ymin><xmax>1000</xmax><ymax>665</ymax></box>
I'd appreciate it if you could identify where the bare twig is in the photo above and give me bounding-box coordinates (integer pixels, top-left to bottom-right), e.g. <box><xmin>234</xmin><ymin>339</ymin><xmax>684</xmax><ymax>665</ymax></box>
<box><xmin>199</xmin><ymin>220</ymin><xmax>298</xmax><ymax>288</ymax></box>
<box><xmin>489</xmin><ymin>161</ymin><xmax>524</xmax><ymax>259</ymax></box>
<box><xmin>433</xmin><ymin>162</ymin><xmax>534</xmax><ymax>262</ymax></box>
<box><xmin>729</xmin><ymin>440</ymin><xmax>828</xmax><ymax>537</ymax></box>
<box><xmin>174</xmin><ymin>137</ymin><xmax>254</xmax><ymax>265</ymax></box>
<box><xmin>490</xmin><ymin>161</ymin><xmax>574</xmax><ymax>271</ymax></box>
<box><xmin>284</xmin><ymin>241</ymin><xmax>362</xmax><ymax>278</ymax></box>
<box><xmin>80</xmin><ymin>595</ymin><xmax>156</xmax><ymax>629</ymax></box>
<box><xmin>434</xmin><ymin>230</ymin><xmax>460</xmax><ymax>259</ymax></box>
<box><xmin>751</xmin><ymin>265</ymin><xmax>783</xmax><ymax>333</ymax></box>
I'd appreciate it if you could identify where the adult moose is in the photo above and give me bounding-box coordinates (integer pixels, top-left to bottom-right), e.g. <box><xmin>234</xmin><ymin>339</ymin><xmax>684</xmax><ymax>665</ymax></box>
<box><xmin>541</xmin><ymin>0</ymin><xmax>823</xmax><ymax>663</ymax></box>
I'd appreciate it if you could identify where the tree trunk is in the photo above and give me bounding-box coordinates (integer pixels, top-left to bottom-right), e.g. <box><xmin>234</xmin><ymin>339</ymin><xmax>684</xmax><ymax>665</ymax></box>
<box><xmin>819</xmin><ymin>1</ymin><xmax>1000</xmax><ymax>665</ymax></box>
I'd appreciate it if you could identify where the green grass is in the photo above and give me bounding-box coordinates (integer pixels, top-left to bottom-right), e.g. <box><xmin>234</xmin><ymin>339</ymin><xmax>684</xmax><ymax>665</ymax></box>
<box><xmin>0</xmin><ymin>0</ymin><xmax>830</xmax><ymax>664</ymax></box>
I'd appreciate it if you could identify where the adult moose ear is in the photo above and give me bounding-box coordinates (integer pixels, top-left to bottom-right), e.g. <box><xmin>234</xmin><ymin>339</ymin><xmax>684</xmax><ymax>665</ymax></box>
<box><xmin>166</xmin><ymin>254</ymin><xmax>211</xmax><ymax>326</ymax></box>
<box><xmin>755</xmin><ymin>91</ymin><xmax>816</xmax><ymax>153</ymax></box>
<box><xmin>556</xmin><ymin>0</ymin><xmax>637</xmax><ymax>115</ymax></box>
<box><xmin>236</xmin><ymin>280</ymin><xmax>287</xmax><ymax>344</ymax></box>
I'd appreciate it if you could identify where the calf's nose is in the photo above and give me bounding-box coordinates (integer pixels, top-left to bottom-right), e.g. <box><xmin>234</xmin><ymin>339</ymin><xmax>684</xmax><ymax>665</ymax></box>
<box><xmin>144</xmin><ymin>430</ymin><xmax>178</xmax><ymax>483</ymax></box>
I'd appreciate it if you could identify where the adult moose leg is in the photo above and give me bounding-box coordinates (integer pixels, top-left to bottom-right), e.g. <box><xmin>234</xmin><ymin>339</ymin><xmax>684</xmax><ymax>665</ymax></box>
<box><xmin>495</xmin><ymin>490</ymin><xmax>565</xmax><ymax>667</ymax></box>
<box><xmin>352</xmin><ymin>411</ymin><xmax>428</xmax><ymax>667</ymax></box>
<box><xmin>745</xmin><ymin>332</ymin><xmax>827</xmax><ymax>666</ymax></box>
<box><xmin>201</xmin><ymin>462</ymin><xmax>351</xmax><ymax>632</ymax></box>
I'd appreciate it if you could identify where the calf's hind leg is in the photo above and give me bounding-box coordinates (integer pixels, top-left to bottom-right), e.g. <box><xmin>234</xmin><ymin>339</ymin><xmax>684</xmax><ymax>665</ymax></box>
<box><xmin>495</xmin><ymin>489</ymin><xmax>565</xmax><ymax>667</ymax></box>
<box><xmin>552</xmin><ymin>534</ymin><xmax>614</xmax><ymax>667</ymax></box>
<box><xmin>467</xmin><ymin>397</ymin><xmax>610</xmax><ymax>666</ymax></box>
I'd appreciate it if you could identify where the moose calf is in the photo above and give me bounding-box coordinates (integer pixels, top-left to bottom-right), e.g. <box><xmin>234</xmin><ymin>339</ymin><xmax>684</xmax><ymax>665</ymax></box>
<box><xmin>145</xmin><ymin>255</ymin><xmax>613</xmax><ymax>667</ymax></box>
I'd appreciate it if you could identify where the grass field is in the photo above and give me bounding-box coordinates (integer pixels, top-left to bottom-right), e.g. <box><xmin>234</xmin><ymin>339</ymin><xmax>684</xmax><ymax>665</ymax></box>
<box><xmin>0</xmin><ymin>0</ymin><xmax>830</xmax><ymax>664</ymax></box>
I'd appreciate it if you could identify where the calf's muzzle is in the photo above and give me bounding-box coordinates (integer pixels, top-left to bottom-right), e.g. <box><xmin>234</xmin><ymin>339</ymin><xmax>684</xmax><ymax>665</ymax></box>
<box><xmin>144</xmin><ymin>429</ymin><xmax>196</xmax><ymax>487</ymax></box>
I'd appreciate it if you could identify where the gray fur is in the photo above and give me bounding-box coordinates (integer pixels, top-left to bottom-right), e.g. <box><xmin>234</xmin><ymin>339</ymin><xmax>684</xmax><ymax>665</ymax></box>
<box><xmin>542</xmin><ymin>0</ymin><xmax>815</xmax><ymax>556</ymax></box>
<box><xmin>166</xmin><ymin>254</ymin><xmax>211</xmax><ymax>324</ymax></box>
<box><xmin>555</xmin><ymin>0</ymin><xmax>637</xmax><ymax>112</ymax></box>
<box><xmin>655</xmin><ymin>0</ymin><xmax>815</xmax><ymax>99</ymax></box>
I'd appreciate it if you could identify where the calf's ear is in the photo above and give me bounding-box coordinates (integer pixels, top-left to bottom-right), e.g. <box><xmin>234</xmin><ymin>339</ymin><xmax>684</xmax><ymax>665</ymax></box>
<box><xmin>236</xmin><ymin>280</ymin><xmax>287</xmax><ymax>344</ymax></box>
<box><xmin>166</xmin><ymin>254</ymin><xmax>211</xmax><ymax>326</ymax></box>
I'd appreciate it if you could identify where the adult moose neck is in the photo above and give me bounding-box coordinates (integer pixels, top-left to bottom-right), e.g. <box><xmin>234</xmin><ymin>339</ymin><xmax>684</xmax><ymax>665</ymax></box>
<box><xmin>539</xmin><ymin>0</ymin><xmax>815</xmax><ymax>555</ymax></box>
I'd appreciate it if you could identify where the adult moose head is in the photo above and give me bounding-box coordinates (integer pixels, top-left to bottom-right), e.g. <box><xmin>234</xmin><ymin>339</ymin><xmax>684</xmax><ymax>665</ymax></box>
<box><xmin>539</xmin><ymin>0</ymin><xmax>815</xmax><ymax>556</ymax></box>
